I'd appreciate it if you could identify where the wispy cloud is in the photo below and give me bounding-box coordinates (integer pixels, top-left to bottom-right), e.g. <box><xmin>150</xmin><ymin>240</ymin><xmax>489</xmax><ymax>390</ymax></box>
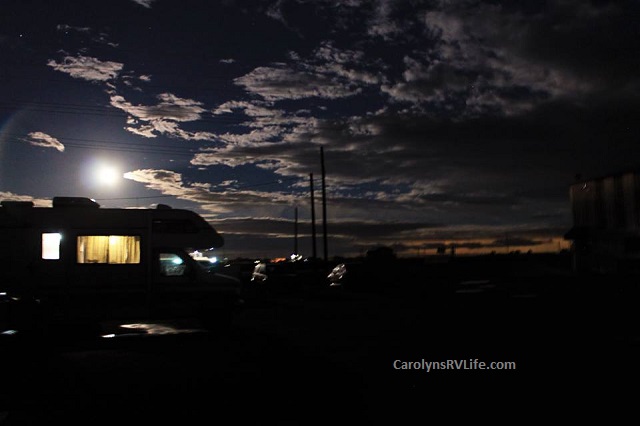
<box><xmin>22</xmin><ymin>132</ymin><xmax>65</xmax><ymax>152</ymax></box>
<box><xmin>56</xmin><ymin>24</ymin><xmax>91</xmax><ymax>33</ymax></box>
<box><xmin>378</xmin><ymin>2</ymin><xmax>605</xmax><ymax>115</ymax></box>
<box><xmin>366</xmin><ymin>0</ymin><xmax>404</xmax><ymax>40</ymax></box>
<box><xmin>111</xmin><ymin>93</ymin><xmax>206</xmax><ymax>122</ymax></box>
<box><xmin>47</xmin><ymin>55</ymin><xmax>123</xmax><ymax>82</ymax></box>
<box><xmin>235</xmin><ymin>41</ymin><xmax>384</xmax><ymax>102</ymax></box>
<box><xmin>122</xmin><ymin>168</ymin><xmax>303</xmax><ymax>217</ymax></box>
<box><xmin>234</xmin><ymin>65</ymin><xmax>361</xmax><ymax>101</ymax></box>
<box><xmin>111</xmin><ymin>93</ymin><xmax>217</xmax><ymax>140</ymax></box>
<box><xmin>131</xmin><ymin>0</ymin><xmax>157</xmax><ymax>8</ymax></box>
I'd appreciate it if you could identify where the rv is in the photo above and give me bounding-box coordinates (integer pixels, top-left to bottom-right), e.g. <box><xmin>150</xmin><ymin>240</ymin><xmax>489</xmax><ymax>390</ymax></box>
<box><xmin>0</xmin><ymin>197</ymin><xmax>242</xmax><ymax>336</ymax></box>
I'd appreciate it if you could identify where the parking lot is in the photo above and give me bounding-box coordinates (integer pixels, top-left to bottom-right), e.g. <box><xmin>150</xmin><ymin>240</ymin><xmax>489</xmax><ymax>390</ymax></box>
<box><xmin>2</xmin><ymin>255</ymin><xmax>640</xmax><ymax>424</ymax></box>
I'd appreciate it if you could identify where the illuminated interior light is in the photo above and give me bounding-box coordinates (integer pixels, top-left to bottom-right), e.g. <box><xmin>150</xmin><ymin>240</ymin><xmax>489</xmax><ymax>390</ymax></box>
<box><xmin>42</xmin><ymin>233</ymin><xmax>62</xmax><ymax>260</ymax></box>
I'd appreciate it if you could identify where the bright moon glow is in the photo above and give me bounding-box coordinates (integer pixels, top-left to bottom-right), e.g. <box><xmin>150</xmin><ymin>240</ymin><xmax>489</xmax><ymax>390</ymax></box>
<box><xmin>97</xmin><ymin>166</ymin><xmax>120</xmax><ymax>186</ymax></box>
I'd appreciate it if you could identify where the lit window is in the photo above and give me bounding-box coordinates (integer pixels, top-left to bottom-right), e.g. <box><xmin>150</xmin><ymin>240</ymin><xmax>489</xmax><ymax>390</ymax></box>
<box><xmin>42</xmin><ymin>233</ymin><xmax>61</xmax><ymax>260</ymax></box>
<box><xmin>77</xmin><ymin>235</ymin><xmax>141</xmax><ymax>264</ymax></box>
<box><xmin>159</xmin><ymin>253</ymin><xmax>187</xmax><ymax>276</ymax></box>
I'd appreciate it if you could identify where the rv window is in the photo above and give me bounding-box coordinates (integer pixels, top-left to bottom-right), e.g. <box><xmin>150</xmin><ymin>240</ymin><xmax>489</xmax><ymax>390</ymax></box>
<box><xmin>159</xmin><ymin>253</ymin><xmax>188</xmax><ymax>276</ymax></box>
<box><xmin>152</xmin><ymin>219</ymin><xmax>198</xmax><ymax>234</ymax></box>
<box><xmin>42</xmin><ymin>233</ymin><xmax>61</xmax><ymax>260</ymax></box>
<box><xmin>77</xmin><ymin>235</ymin><xmax>141</xmax><ymax>264</ymax></box>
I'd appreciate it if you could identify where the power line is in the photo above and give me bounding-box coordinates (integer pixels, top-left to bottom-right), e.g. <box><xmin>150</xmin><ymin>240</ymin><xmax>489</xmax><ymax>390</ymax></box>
<box><xmin>0</xmin><ymin>101</ymin><xmax>259</xmax><ymax>125</ymax></box>
<box><xmin>0</xmin><ymin>98</ymin><xmax>349</xmax><ymax>129</ymax></box>
<box><xmin>95</xmin><ymin>176</ymin><xmax>304</xmax><ymax>201</ymax></box>
<box><xmin>0</xmin><ymin>102</ymin><xmax>344</xmax><ymax>135</ymax></box>
<box><xmin>5</xmin><ymin>134</ymin><xmax>204</xmax><ymax>157</ymax></box>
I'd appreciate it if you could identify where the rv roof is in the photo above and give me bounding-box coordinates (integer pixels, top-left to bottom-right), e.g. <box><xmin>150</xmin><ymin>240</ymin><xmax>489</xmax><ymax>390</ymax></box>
<box><xmin>52</xmin><ymin>197</ymin><xmax>100</xmax><ymax>208</ymax></box>
<box><xmin>1</xmin><ymin>200</ymin><xmax>34</xmax><ymax>208</ymax></box>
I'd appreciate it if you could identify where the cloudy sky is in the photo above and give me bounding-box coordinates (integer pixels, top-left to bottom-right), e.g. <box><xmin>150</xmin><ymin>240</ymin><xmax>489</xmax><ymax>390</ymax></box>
<box><xmin>1</xmin><ymin>0</ymin><xmax>638</xmax><ymax>260</ymax></box>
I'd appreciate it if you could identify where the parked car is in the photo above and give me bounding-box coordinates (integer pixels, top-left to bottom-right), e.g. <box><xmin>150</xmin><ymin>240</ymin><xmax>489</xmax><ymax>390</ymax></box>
<box><xmin>249</xmin><ymin>260</ymin><xmax>326</xmax><ymax>295</ymax></box>
<box><xmin>325</xmin><ymin>262</ymin><xmax>368</xmax><ymax>290</ymax></box>
<box><xmin>250</xmin><ymin>261</ymin><xmax>269</xmax><ymax>283</ymax></box>
<box><xmin>327</xmin><ymin>263</ymin><xmax>347</xmax><ymax>288</ymax></box>
<box><xmin>324</xmin><ymin>260</ymin><xmax>402</xmax><ymax>291</ymax></box>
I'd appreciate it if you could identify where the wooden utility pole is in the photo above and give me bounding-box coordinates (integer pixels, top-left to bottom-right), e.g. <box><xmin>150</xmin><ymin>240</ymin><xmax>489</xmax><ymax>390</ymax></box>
<box><xmin>321</xmin><ymin>147</ymin><xmax>328</xmax><ymax>264</ymax></box>
<box><xmin>310</xmin><ymin>173</ymin><xmax>317</xmax><ymax>260</ymax></box>
<box><xmin>294</xmin><ymin>206</ymin><xmax>298</xmax><ymax>255</ymax></box>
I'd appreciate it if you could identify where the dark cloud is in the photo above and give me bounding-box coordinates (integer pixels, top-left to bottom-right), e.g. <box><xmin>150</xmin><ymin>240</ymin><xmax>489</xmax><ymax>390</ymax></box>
<box><xmin>489</xmin><ymin>237</ymin><xmax>548</xmax><ymax>248</ymax></box>
<box><xmin>234</xmin><ymin>65</ymin><xmax>362</xmax><ymax>101</ymax></box>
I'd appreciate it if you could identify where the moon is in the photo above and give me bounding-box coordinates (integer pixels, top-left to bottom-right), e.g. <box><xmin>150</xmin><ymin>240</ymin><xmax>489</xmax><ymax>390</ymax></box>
<box><xmin>97</xmin><ymin>165</ymin><xmax>120</xmax><ymax>186</ymax></box>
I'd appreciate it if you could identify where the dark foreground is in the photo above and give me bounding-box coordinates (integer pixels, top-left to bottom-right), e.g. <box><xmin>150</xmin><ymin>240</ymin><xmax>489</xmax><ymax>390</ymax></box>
<box><xmin>1</xmin><ymin>255</ymin><xmax>639</xmax><ymax>424</ymax></box>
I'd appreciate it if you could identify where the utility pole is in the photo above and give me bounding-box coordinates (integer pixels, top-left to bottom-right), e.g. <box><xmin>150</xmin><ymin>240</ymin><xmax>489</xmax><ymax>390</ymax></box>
<box><xmin>506</xmin><ymin>232</ymin><xmax>510</xmax><ymax>254</ymax></box>
<box><xmin>310</xmin><ymin>173</ymin><xmax>317</xmax><ymax>260</ymax></box>
<box><xmin>294</xmin><ymin>205</ymin><xmax>298</xmax><ymax>256</ymax></box>
<box><xmin>320</xmin><ymin>147</ymin><xmax>328</xmax><ymax>265</ymax></box>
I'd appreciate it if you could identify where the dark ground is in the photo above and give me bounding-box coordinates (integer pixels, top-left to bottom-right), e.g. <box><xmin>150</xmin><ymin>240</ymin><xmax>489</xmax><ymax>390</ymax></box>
<box><xmin>1</xmin><ymin>254</ymin><xmax>639</xmax><ymax>424</ymax></box>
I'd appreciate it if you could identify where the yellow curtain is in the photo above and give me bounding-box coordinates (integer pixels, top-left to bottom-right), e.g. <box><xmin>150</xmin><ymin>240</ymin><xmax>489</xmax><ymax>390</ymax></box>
<box><xmin>80</xmin><ymin>236</ymin><xmax>109</xmax><ymax>263</ymax></box>
<box><xmin>126</xmin><ymin>236</ymin><xmax>141</xmax><ymax>263</ymax></box>
<box><xmin>109</xmin><ymin>236</ymin><xmax>126</xmax><ymax>263</ymax></box>
<box><xmin>77</xmin><ymin>236</ymin><xmax>140</xmax><ymax>264</ymax></box>
<box><xmin>108</xmin><ymin>236</ymin><xmax>141</xmax><ymax>263</ymax></box>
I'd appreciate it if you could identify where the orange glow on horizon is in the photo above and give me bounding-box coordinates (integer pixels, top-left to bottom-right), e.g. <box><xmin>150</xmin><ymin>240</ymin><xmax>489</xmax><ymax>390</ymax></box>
<box><xmin>397</xmin><ymin>237</ymin><xmax>571</xmax><ymax>257</ymax></box>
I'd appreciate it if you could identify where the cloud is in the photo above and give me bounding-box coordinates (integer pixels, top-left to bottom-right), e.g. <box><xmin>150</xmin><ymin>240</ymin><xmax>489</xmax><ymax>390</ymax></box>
<box><xmin>122</xmin><ymin>169</ymin><xmax>227</xmax><ymax>209</ymax></box>
<box><xmin>192</xmin><ymin>95</ymin><xmax>608</xmax><ymax>236</ymax></box>
<box><xmin>131</xmin><ymin>0</ymin><xmax>156</xmax><ymax>8</ymax></box>
<box><xmin>379</xmin><ymin>18</ymin><xmax>583</xmax><ymax>115</ymax></box>
<box><xmin>307</xmin><ymin>42</ymin><xmax>384</xmax><ymax>85</ymax></box>
<box><xmin>123</xmin><ymin>169</ymin><xmax>186</xmax><ymax>193</ymax></box>
<box><xmin>207</xmin><ymin>215</ymin><xmax>562</xmax><ymax>259</ymax></box>
<box><xmin>22</xmin><ymin>132</ymin><xmax>65</xmax><ymax>152</ymax></box>
<box><xmin>112</xmin><ymin>93</ymin><xmax>206</xmax><ymax>122</ymax></box>
<box><xmin>234</xmin><ymin>65</ymin><xmax>361</xmax><ymax>101</ymax></box>
<box><xmin>366</xmin><ymin>0</ymin><xmax>405</xmax><ymax>40</ymax></box>
<box><xmin>204</xmin><ymin>216</ymin><xmax>443</xmax><ymax>259</ymax></box>
<box><xmin>234</xmin><ymin>42</ymin><xmax>382</xmax><ymax>102</ymax></box>
<box><xmin>47</xmin><ymin>55</ymin><xmax>123</xmax><ymax>82</ymax></box>
<box><xmin>0</xmin><ymin>192</ymin><xmax>52</xmax><ymax>207</ymax></box>
<box><xmin>208</xmin><ymin>100</ymin><xmax>313</xmax><ymax>148</ymax></box>
<box><xmin>122</xmin><ymin>168</ymin><xmax>302</xmax><ymax>217</ymax></box>
<box><xmin>56</xmin><ymin>24</ymin><xmax>91</xmax><ymax>33</ymax></box>
<box><xmin>392</xmin><ymin>1</ymin><xmax>631</xmax><ymax>116</ymax></box>
<box><xmin>111</xmin><ymin>93</ymin><xmax>217</xmax><ymax>140</ymax></box>
<box><xmin>489</xmin><ymin>237</ymin><xmax>546</xmax><ymax>248</ymax></box>
<box><xmin>55</xmin><ymin>24</ymin><xmax>117</xmax><ymax>48</ymax></box>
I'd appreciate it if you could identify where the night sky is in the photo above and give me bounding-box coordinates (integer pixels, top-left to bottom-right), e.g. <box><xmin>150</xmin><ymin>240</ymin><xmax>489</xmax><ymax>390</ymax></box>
<box><xmin>1</xmin><ymin>0</ymin><xmax>639</xmax><ymax>260</ymax></box>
